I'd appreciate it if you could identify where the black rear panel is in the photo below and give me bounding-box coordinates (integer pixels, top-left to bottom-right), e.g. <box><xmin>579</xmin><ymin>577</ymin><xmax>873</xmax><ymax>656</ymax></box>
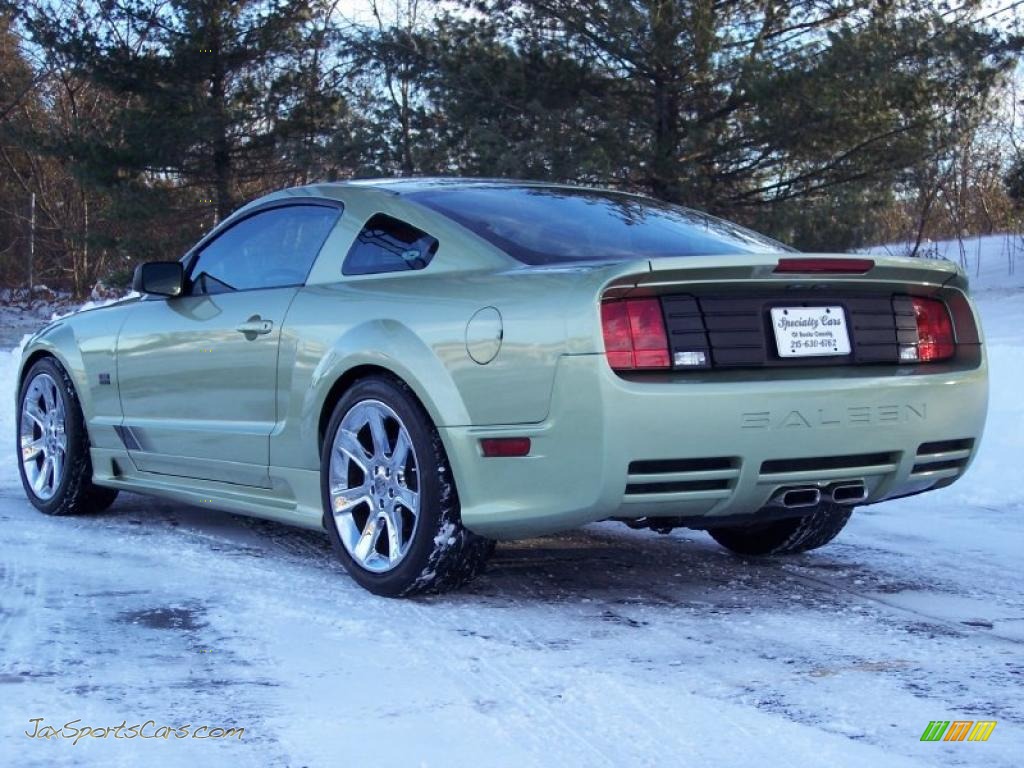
<box><xmin>660</xmin><ymin>292</ymin><xmax>919</xmax><ymax>369</ymax></box>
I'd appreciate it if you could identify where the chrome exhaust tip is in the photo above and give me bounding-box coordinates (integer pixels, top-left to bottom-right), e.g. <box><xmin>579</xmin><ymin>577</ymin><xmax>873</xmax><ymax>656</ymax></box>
<box><xmin>771</xmin><ymin>486</ymin><xmax>822</xmax><ymax>509</ymax></box>
<box><xmin>829</xmin><ymin>481</ymin><xmax>868</xmax><ymax>505</ymax></box>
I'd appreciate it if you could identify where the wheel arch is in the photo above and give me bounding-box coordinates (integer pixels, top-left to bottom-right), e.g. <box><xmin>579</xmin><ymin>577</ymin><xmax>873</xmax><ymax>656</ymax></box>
<box><xmin>18</xmin><ymin>338</ymin><xmax>87</xmax><ymax>412</ymax></box>
<box><xmin>316</xmin><ymin>363</ymin><xmax>435</xmax><ymax>453</ymax></box>
<box><xmin>304</xmin><ymin>318</ymin><xmax>473</xmax><ymax>458</ymax></box>
<box><xmin>19</xmin><ymin>348</ymin><xmax>58</xmax><ymax>386</ymax></box>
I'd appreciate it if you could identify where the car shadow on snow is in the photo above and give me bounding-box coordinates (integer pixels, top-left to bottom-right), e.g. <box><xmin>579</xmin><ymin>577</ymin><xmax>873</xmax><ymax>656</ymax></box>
<box><xmin>468</xmin><ymin>525</ymin><xmax>943</xmax><ymax>607</ymax></box>
<box><xmin>54</xmin><ymin>492</ymin><xmax>969</xmax><ymax>622</ymax></box>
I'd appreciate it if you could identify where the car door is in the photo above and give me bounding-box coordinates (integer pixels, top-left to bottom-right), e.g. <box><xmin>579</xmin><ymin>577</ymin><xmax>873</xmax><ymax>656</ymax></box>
<box><xmin>116</xmin><ymin>202</ymin><xmax>342</xmax><ymax>487</ymax></box>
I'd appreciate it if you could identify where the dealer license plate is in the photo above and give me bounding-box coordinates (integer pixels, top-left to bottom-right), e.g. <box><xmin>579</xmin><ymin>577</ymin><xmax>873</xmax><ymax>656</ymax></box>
<box><xmin>770</xmin><ymin>306</ymin><xmax>851</xmax><ymax>358</ymax></box>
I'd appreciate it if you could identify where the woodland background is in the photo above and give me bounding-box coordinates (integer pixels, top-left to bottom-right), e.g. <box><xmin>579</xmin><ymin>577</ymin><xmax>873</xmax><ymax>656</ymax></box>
<box><xmin>0</xmin><ymin>0</ymin><xmax>1022</xmax><ymax>296</ymax></box>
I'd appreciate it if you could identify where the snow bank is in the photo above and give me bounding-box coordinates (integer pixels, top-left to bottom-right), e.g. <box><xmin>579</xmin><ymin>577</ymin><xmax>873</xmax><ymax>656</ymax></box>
<box><xmin>859</xmin><ymin>232</ymin><xmax>1024</xmax><ymax>292</ymax></box>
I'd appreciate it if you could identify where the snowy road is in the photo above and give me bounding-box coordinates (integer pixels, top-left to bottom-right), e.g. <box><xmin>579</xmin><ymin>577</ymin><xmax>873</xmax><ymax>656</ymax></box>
<box><xmin>1</xmin><ymin>283</ymin><xmax>1022</xmax><ymax>767</ymax></box>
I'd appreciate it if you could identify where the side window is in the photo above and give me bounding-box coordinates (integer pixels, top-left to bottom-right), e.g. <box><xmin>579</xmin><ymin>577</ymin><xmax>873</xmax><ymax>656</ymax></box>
<box><xmin>342</xmin><ymin>213</ymin><xmax>439</xmax><ymax>276</ymax></box>
<box><xmin>189</xmin><ymin>204</ymin><xmax>340</xmax><ymax>294</ymax></box>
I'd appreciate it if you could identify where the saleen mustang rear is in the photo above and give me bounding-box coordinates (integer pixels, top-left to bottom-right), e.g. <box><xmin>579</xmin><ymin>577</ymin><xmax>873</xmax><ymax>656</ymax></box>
<box><xmin>16</xmin><ymin>179</ymin><xmax>987</xmax><ymax>596</ymax></box>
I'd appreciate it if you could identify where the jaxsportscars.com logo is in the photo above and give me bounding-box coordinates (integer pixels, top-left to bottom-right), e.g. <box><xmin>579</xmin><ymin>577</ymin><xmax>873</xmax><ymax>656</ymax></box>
<box><xmin>920</xmin><ymin>720</ymin><xmax>997</xmax><ymax>742</ymax></box>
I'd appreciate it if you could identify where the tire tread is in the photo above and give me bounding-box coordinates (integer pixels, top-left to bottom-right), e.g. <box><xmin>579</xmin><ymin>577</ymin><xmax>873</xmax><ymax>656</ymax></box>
<box><xmin>709</xmin><ymin>503</ymin><xmax>852</xmax><ymax>556</ymax></box>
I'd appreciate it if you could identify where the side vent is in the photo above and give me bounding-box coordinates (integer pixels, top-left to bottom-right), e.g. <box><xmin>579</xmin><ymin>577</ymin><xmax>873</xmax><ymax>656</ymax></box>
<box><xmin>759</xmin><ymin>452</ymin><xmax>900</xmax><ymax>482</ymax></box>
<box><xmin>625</xmin><ymin>457</ymin><xmax>740</xmax><ymax>497</ymax></box>
<box><xmin>911</xmin><ymin>438</ymin><xmax>974</xmax><ymax>477</ymax></box>
<box><xmin>113</xmin><ymin>425</ymin><xmax>142</xmax><ymax>451</ymax></box>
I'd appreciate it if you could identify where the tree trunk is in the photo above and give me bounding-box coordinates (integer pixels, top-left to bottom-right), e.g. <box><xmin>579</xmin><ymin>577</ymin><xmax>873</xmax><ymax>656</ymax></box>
<box><xmin>210</xmin><ymin>12</ymin><xmax>233</xmax><ymax>222</ymax></box>
<box><xmin>81</xmin><ymin>190</ymin><xmax>89</xmax><ymax>293</ymax></box>
<box><xmin>648</xmin><ymin>1</ymin><xmax>681</xmax><ymax>201</ymax></box>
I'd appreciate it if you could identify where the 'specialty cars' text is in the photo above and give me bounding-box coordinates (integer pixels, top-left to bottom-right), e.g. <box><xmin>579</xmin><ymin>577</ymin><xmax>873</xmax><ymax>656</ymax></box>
<box><xmin>16</xmin><ymin>179</ymin><xmax>988</xmax><ymax>596</ymax></box>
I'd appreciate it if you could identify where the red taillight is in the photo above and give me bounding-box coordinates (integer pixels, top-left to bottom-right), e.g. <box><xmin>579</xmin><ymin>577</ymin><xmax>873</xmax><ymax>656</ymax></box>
<box><xmin>911</xmin><ymin>297</ymin><xmax>955</xmax><ymax>362</ymax></box>
<box><xmin>775</xmin><ymin>258</ymin><xmax>874</xmax><ymax>274</ymax></box>
<box><xmin>601</xmin><ymin>298</ymin><xmax>670</xmax><ymax>370</ymax></box>
<box><xmin>600</xmin><ymin>301</ymin><xmax>634</xmax><ymax>369</ymax></box>
<box><xmin>480</xmin><ymin>437</ymin><xmax>531</xmax><ymax>457</ymax></box>
<box><xmin>627</xmin><ymin>298</ymin><xmax>671</xmax><ymax>368</ymax></box>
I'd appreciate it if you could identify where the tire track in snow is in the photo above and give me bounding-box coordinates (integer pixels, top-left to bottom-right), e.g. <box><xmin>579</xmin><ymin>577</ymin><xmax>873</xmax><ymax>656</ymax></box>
<box><xmin>417</xmin><ymin>558</ymin><xmax>806</xmax><ymax>768</ymax></box>
<box><xmin>401</xmin><ymin>594</ymin><xmax>622</xmax><ymax>767</ymax></box>
<box><xmin>765</xmin><ymin>559</ymin><xmax>1023</xmax><ymax>648</ymax></box>
<box><xmin>580</xmin><ymin>523</ymin><xmax>1023</xmax><ymax>648</ymax></box>
<box><xmin>0</xmin><ymin>559</ymin><xmax>23</xmax><ymax>674</ymax></box>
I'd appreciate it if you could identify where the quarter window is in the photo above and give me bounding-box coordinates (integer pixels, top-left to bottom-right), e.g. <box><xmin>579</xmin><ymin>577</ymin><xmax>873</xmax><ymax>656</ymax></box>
<box><xmin>189</xmin><ymin>204</ymin><xmax>340</xmax><ymax>294</ymax></box>
<box><xmin>342</xmin><ymin>214</ymin><xmax>438</xmax><ymax>276</ymax></box>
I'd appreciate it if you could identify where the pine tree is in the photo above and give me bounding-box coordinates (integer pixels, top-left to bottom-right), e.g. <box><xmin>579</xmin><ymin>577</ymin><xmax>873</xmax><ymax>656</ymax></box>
<box><xmin>375</xmin><ymin>0</ymin><xmax>1018</xmax><ymax>247</ymax></box>
<box><xmin>18</xmin><ymin>0</ymin><xmax>347</xmax><ymax>222</ymax></box>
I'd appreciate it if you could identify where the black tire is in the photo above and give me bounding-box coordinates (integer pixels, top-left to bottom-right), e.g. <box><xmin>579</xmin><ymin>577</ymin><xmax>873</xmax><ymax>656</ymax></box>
<box><xmin>708</xmin><ymin>502</ymin><xmax>853</xmax><ymax>556</ymax></box>
<box><xmin>320</xmin><ymin>375</ymin><xmax>494</xmax><ymax>597</ymax></box>
<box><xmin>17</xmin><ymin>357</ymin><xmax>119</xmax><ymax>516</ymax></box>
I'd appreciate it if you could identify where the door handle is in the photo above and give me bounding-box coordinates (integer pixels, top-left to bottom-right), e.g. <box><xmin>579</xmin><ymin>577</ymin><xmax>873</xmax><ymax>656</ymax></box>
<box><xmin>236</xmin><ymin>316</ymin><xmax>273</xmax><ymax>337</ymax></box>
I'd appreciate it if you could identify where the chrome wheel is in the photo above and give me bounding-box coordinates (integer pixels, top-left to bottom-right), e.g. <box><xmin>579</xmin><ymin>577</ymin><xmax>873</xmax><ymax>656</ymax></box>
<box><xmin>328</xmin><ymin>399</ymin><xmax>420</xmax><ymax>573</ymax></box>
<box><xmin>20</xmin><ymin>373</ymin><xmax>67</xmax><ymax>501</ymax></box>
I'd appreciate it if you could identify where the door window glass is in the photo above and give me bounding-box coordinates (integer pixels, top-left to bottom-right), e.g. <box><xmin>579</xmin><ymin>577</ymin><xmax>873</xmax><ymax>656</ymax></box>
<box><xmin>190</xmin><ymin>204</ymin><xmax>340</xmax><ymax>294</ymax></box>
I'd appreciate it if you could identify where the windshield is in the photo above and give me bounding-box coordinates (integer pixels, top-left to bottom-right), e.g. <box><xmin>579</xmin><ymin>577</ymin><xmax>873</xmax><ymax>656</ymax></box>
<box><xmin>407</xmin><ymin>185</ymin><xmax>793</xmax><ymax>265</ymax></box>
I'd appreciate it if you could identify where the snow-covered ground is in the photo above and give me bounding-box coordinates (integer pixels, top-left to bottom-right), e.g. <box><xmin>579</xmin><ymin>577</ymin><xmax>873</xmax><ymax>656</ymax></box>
<box><xmin>1</xmin><ymin>239</ymin><xmax>1022</xmax><ymax>767</ymax></box>
<box><xmin>861</xmin><ymin>231</ymin><xmax>1024</xmax><ymax>292</ymax></box>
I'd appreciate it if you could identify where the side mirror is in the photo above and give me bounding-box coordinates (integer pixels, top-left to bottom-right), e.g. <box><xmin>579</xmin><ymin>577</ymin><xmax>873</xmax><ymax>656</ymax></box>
<box><xmin>132</xmin><ymin>261</ymin><xmax>185</xmax><ymax>297</ymax></box>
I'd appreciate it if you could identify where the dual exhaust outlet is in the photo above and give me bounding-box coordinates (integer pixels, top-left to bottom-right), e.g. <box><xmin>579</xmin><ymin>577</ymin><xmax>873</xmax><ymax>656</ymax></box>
<box><xmin>770</xmin><ymin>481</ymin><xmax>868</xmax><ymax>510</ymax></box>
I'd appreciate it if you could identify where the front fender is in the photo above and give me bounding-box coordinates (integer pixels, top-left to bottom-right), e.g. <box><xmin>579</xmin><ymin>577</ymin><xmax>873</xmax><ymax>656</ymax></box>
<box><xmin>17</xmin><ymin>305</ymin><xmax>131</xmax><ymax>449</ymax></box>
<box><xmin>17</xmin><ymin>322</ymin><xmax>91</xmax><ymax>416</ymax></box>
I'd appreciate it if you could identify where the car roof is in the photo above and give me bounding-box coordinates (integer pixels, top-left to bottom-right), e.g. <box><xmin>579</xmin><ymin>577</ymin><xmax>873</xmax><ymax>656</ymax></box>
<box><xmin>247</xmin><ymin>178</ymin><xmax>656</xmax><ymax>214</ymax></box>
<box><xmin>322</xmin><ymin>177</ymin><xmax>610</xmax><ymax>196</ymax></box>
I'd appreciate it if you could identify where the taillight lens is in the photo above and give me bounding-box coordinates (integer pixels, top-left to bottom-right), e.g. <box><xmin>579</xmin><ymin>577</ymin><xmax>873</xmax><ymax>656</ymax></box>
<box><xmin>911</xmin><ymin>297</ymin><xmax>955</xmax><ymax>362</ymax></box>
<box><xmin>600</xmin><ymin>301</ymin><xmax>634</xmax><ymax>369</ymax></box>
<box><xmin>601</xmin><ymin>298</ymin><xmax>670</xmax><ymax>370</ymax></box>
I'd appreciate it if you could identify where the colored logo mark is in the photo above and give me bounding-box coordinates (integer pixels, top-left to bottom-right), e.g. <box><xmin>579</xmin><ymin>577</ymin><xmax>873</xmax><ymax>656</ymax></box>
<box><xmin>920</xmin><ymin>720</ymin><xmax>997</xmax><ymax>742</ymax></box>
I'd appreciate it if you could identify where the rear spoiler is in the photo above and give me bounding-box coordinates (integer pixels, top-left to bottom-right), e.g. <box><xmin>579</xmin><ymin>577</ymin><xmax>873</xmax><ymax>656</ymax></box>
<box><xmin>601</xmin><ymin>253</ymin><xmax>967</xmax><ymax>298</ymax></box>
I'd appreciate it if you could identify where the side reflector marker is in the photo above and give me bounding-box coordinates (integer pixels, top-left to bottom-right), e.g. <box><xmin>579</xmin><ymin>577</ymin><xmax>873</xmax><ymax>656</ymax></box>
<box><xmin>480</xmin><ymin>437</ymin><xmax>531</xmax><ymax>457</ymax></box>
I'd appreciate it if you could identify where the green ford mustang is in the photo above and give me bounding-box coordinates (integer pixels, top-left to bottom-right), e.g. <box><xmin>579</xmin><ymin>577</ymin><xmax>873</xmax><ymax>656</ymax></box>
<box><xmin>15</xmin><ymin>179</ymin><xmax>988</xmax><ymax>596</ymax></box>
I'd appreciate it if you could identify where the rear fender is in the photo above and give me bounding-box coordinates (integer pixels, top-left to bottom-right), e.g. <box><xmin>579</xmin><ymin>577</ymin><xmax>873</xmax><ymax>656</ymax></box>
<box><xmin>282</xmin><ymin>319</ymin><xmax>470</xmax><ymax>470</ymax></box>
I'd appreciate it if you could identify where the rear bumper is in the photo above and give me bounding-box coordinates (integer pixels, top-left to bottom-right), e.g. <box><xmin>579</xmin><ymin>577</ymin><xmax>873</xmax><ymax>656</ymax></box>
<box><xmin>441</xmin><ymin>353</ymin><xmax>988</xmax><ymax>539</ymax></box>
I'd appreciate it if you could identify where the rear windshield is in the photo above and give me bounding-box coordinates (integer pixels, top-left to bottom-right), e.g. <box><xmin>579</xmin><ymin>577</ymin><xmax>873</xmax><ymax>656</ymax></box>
<box><xmin>407</xmin><ymin>185</ymin><xmax>792</xmax><ymax>265</ymax></box>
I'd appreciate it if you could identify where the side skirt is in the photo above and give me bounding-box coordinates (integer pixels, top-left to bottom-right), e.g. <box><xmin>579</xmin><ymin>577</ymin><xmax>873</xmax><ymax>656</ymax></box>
<box><xmin>89</xmin><ymin>447</ymin><xmax>325</xmax><ymax>531</ymax></box>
